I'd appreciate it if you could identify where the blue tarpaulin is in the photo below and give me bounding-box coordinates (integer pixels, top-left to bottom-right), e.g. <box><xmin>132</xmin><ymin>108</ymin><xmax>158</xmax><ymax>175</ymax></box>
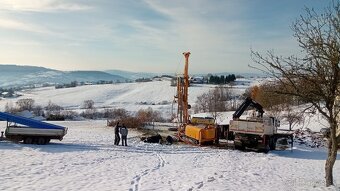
<box><xmin>0</xmin><ymin>112</ymin><xmax>66</xmax><ymax>130</ymax></box>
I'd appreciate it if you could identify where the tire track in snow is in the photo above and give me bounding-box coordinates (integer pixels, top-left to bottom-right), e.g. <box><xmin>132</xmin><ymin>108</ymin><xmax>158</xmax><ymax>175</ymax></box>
<box><xmin>129</xmin><ymin>152</ymin><xmax>166</xmax><ymax>191</ymax></box>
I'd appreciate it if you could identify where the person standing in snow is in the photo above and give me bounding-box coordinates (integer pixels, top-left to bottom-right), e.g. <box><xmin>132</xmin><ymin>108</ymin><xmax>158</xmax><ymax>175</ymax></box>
<box><xmin>114</xmin><ymin>122</ymin><xmax>121</xmax><ymax>145</ymax></box>
<box><xmin>120</xmin><ymin>124</ymin><xmax>128</xmax><ymax>146</ymax></box>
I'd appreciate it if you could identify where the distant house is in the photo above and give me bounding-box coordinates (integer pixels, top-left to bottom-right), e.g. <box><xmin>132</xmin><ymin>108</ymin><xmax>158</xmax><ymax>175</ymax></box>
<box><xmin>190</xmin><ymin>76</ymin><xmax>204</xmax><ymax>84</ymax></box>
<box><xmin>170</xmin><ymin>78</ymin><xmax>177</xmax><ymax>86</ymax></box>
<box><xmin>2</xmin><ymin>91</ymin><xmax>15</xmax><ymax>98</ymax></box>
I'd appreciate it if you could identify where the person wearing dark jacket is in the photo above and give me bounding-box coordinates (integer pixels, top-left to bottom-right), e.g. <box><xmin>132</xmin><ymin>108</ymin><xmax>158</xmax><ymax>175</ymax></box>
<box><xmin>120</xmin><ymin>124</ymin><xmax>128</xmax><ymax>146</ymax></box>
<box><xmin>114</xmin><ymin>122</ymin><xmax>120</xmax><ymax>145</ymax></box>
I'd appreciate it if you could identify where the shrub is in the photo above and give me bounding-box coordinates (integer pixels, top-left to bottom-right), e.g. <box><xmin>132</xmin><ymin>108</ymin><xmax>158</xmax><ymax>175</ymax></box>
<box><xmin>82</xmin><ymin>100</ymin><xmax>95</xmax><ymax>109</ymax></box>
<box><xmin>46</xmin><ymin>114</ymin><xmax>65</xmax><ymax>121</ymax></box>
<box><xmin>61</xmin><ymin>110</ymin><xmax>79</xmax><ymax>120</ymax></box>
<box><xmin>136</xmin><ymin>107</ymin><xmax>164</xmax><ymax>124</ymax></box>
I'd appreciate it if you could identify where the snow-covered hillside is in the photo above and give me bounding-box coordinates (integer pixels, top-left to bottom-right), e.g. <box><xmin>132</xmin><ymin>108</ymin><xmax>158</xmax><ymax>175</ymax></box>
<box><xmin>0</xmin><ymin>120</ymin><xmax>339</xmax><ymax>191</ymax></box>
<box><xmin>0</xmin><ymin>65</ymin><xmax>127</xmax><ymax>87</ymax></box>
<box><xmin>0</xmin><ymin>78</ymin><xmax>254</xmax><ymax>117</ymax></box>
<box><xmin>0</xmin><ymin>77</ymin><xmax>332</xmax><ymax>133</ymax></box>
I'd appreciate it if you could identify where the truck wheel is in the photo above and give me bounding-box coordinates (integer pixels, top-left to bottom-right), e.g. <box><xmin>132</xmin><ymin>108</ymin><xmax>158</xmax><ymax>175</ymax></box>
<box><xmin>261</xmin><ymin>147</ymin><xmax>270</xmax><ymax>153</ymax></box>
<box><xmin>235</xmin><ymin>145</ymin><xmax>245</xmax><ymax>150</ymax></box>
<box><xmin>235</xmin><ymin>142</ymin><xmax>245</xmax><ymax>150</ymax></box>
<box><xmin>269</xmin><ymin>137</ymin><xmax>276</xmax><ymax>150</ymax></box>
<box><xmin>24</xmin><ymin>137</ymin><xmax>33</xmax><ymax>144</ymax></box>
<box><xmin>37</xmin><ymin>137</ymin><xmax>46</xmax><ymax>145</ymax></box>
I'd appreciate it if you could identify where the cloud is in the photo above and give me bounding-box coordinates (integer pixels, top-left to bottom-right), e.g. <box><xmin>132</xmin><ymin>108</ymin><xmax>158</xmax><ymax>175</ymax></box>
<box><xmin>0</xmin><ymin>0</ymin><xmax>309</xmax><ymax>73</ymax></box>
<box><xmin>141</xmin><ymin>0</ymin><xmax>301</xmax><ymax>73</ymax></box>
<box><xmin>0</xmin><ymin>18</ymin><xmax>48</xmax><ymax>33</ymax></box>
<box><xmin>142</xmin><ymin>1</ymin><xmax>248</xmax><ymax>53</ymax></box>
<box><xmin>0</xmin><ymin>0</ymin><xmax>92</xmax><ymax>12</ymax></box>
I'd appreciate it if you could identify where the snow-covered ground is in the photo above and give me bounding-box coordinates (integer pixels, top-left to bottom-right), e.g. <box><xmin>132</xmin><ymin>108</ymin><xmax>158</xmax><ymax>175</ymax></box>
<box><xmin>0</xmin><ymin>120</ymin><xmax>339</xmax><ymax>191</ymax></box>
<box><xmin>0</xmin><ymin>78</ymin><xmax>255</xmax><ymax>117</ymax></box>
<box><xmin>0</xmin><ymin>80</ymin><xmax>202</xmax><ymax>117</ymax></box>
<box><xmin>0</xmin><ymin>78</ymin><xmax>339</xmax><ymax>190</ymax></box>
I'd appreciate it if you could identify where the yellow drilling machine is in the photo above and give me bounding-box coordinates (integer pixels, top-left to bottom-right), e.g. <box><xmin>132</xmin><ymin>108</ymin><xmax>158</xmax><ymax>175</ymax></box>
<box><xmin>175</xmin><ymin>52</ymin><xmax>217</xmax><ymax>145</ymax></box>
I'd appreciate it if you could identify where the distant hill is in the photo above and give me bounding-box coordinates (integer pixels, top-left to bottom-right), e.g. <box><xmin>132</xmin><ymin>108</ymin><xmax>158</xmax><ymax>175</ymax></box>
<box><xmin>105</xmin><ymin>70</ymin><xmax>157</xmax><ymax>80</ymax></box>
<box><xmin>0</xmin><ymin>65</ymin><xmax>127</xmax><ymax>88</ymax></box>
<box><xmin>63</xmin><ymin>71</ymin><xmax>127</xmax><ymax>83</ymax></box>
<box><xmin>0</xmin><ymin>64</ymin><xmax>264</xmax><ymax>88</ymax></box>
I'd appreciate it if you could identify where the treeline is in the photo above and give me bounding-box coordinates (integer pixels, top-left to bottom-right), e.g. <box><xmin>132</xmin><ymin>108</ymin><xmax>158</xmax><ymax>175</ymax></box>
<box><xmin>5</xmin><ymin>98</ymin><xmax>167</xmax><ymax>128</ymax></box>
<box><xmin>135</xmin><ymin>78</ymin><xmax>152</xmax><ymax>82</ymax></box>
<box><xmin>208</xmin><ymin>74</ymin><xmax>236</xmax><ymax>84</ymax></box>
<box><xmin>55</xmin><ymin>80</ymin><xmax>124</xmax><ymax>89</ymax></box>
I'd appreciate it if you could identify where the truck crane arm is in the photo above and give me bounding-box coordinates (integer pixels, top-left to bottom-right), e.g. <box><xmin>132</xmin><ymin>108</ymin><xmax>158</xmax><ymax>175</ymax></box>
<box><xmin>232</xmin><ymin>97</ymin><xmax>264</xmax><ymax>119</ymax></box>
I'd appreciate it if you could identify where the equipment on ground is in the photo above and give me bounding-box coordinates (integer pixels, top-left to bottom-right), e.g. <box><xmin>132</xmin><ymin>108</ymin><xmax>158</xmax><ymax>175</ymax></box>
<box><xmin>0</xmin><ymin>112</ymin><xmax>67</xmax><ymax>144</ymax></box>
<box><xmin>141</xmin><ymin>134</ymin><xmax>162</xmax><ymax>143</ymax></box>
<box><xmin>175</xmin><ymin>52</ymin><xmax>217</xmax><ymax>145</ymax></box>
<box><xmin>229</xmin><ymin>97</ymin><xmax>293</xmax><ymax>152</ymax></box>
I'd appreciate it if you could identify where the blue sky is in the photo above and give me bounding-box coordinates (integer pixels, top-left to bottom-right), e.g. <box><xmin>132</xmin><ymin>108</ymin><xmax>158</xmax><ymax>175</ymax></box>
<box><xmin>0</xmin><ymin>0</ymin><xmax>329</xmax><ymax>74</ymax></box>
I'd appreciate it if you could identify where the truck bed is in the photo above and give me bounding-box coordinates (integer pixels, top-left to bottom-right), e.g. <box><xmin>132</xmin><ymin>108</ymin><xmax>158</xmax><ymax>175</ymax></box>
<box><xmin>5</xmin><ymin>126</ymin><xmax>67</xmax><ymax>141</ymax></box>
<box><xmin>229</xmin><ymin>119</ymin><xmax>275</xmax><ymax>135</ymax></box>
<box><xmin>6</xmin><ymin>126</ymin><xmax>66</xmax><ymax>137</ymax></box>
<box><xmin>0</xmin><ymin>112</ymin><xmax>68</xmax><ymax>143</ymax></box>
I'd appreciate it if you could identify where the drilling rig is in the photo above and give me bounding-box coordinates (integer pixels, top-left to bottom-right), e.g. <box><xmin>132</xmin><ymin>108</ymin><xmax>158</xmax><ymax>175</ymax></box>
<box><xmin>175</xmin><ymin>52</ymin><xmax>217</xmax><ymax>145</ymax></box>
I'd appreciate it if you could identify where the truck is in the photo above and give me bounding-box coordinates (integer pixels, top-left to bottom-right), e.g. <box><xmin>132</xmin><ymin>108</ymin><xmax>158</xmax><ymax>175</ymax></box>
<box><xmin>229</xmin><ymin>97</ymin><xmax>293</xmax><ymax>152</ymax></box>
<box><xmin>0</xmin><ymin>112</ymin><xmax>67</xmax><ymax>145</ymax></box>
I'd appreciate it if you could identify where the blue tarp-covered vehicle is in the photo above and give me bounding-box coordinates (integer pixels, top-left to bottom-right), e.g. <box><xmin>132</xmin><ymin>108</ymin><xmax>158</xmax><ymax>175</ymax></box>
<box><xmin>0</xmin><ymin>112</ymin><xmax>67</xmax><ymax>144</ymax></box>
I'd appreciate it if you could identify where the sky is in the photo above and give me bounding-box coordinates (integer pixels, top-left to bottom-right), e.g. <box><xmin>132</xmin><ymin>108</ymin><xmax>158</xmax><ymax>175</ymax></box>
<box><xmin>0</xmin><ymin>0</ymin><xmax>330</xmax><ymax>74</ymax></box>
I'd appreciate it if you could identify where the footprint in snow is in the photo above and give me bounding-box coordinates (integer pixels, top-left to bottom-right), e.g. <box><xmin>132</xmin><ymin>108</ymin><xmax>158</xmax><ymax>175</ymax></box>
<box><xmin>207</xmin><ymin>177</ymin><xmax>215</xmax><ymax>182</ymax></box>
<box><xmin>195</xmin><ymin>181</ymin><xmax>204</xmax><ymax>189</ymax></box>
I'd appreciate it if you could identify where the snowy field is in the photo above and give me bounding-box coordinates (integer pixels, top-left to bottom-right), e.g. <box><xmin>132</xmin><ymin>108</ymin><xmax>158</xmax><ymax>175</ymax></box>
<box><xmin>0</xmin><ymin>78</ymin><xmax>260</xmax><ymax>117</ymax></box>
<box><xmin>0</xmin><ymin>120</ymin><xmax>339</xmax><ymax>191</ymax></box>
<box><xmin>0</xmin><ymin>78</ymin><xmax>339</xmax><ymax>190</ymax></box>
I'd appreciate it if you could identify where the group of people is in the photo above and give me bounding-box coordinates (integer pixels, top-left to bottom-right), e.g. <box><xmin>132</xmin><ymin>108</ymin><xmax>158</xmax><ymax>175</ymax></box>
<box><xmin>114</xmin><ymin>122</ymin><xmax>128</xmax><ymax>146</ymax></box>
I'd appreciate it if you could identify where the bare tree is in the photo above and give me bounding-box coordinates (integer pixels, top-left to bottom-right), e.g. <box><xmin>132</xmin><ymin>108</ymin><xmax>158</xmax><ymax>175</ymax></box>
<box><xmin>81</xmin><ymin>100</ymin><xmax>97</xmax><ymax>119</ymax></box>
<box><xmin>82</xmin><ymin>100</ymin><xmax>95</xmax><ymax>109</ymax></box>
<box><xmin>32</xmin><ymin>105</ymin><xmax>44</xmax><ymax>116</ymax></box>
<box><xmin>283</xmin><ymin>106</ymin><xmax>304</xmax><ymax>131</ymax></box>
<box><xmin>194</xmin><ymin>85</ymin><xmax>233</xmax><ymax>120</ymax></box>
<box><xmin>252</xmin><ymin>2</ymin><xmax>339</xmax><ymax>186</ymax></box>
<box><xmin>194</xmin><ymin>92</ymin><xmax>210</xmax><ymax>113</ymax></box>
<box><xmin>45</xmin><ymin>100</ymin><xmax>64</xmax><ymax>116</ymax></box>
<box><xmin>5</xmin><ymin>102</ymin><xmax>17</xmax><ymax>113</ymax></box>
<box><xmin>16</xmin><ymin>98</ymin><xmax>35</xmax><ymax>111</ymax></box>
